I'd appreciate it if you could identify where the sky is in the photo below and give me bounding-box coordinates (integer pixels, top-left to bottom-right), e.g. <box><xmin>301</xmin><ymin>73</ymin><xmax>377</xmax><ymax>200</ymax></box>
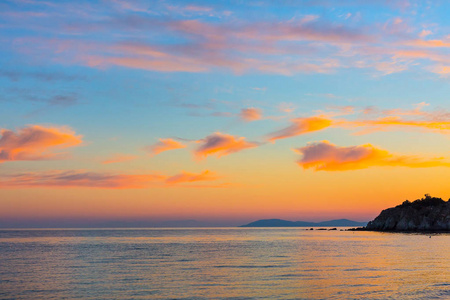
<box><xmin>0</xmin><ymin>0</ymin><xmax>449</xmax><ymax>227</ymax></box>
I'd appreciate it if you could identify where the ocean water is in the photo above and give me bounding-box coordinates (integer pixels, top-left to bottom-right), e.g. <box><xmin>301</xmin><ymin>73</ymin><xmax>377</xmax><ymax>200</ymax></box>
<box><xmin>0</xmin><ymin>228</ymin><xmax>448</xmax><ymax>299</ymax></box>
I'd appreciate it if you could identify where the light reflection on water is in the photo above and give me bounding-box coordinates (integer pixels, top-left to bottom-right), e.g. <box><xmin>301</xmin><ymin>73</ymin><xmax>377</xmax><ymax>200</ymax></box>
<box><xmin>0</xmin><ymin>228</ymin><xmax>448</xmax><ymax>299</ymax></box>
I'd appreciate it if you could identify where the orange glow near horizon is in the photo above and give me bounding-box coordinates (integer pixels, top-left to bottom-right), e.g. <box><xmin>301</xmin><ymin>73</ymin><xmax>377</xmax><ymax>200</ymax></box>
<box><xmin>1</xmin><ymin>1</ymin><xmax>450</xmax><ymax>227</ymax></box>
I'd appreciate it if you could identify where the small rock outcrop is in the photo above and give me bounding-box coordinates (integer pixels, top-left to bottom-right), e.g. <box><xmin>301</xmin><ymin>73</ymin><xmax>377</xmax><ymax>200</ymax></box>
<box><xmin>365</xmin><ymin>195</ymin><xmax>450</xmax><ymax>232</ymax></box>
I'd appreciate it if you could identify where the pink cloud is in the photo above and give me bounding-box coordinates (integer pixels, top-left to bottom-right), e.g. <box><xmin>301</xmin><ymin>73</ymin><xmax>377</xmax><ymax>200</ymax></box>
<box><xmin>236</xmin><ymin>21</ymin><xmax>372</xmax><ymax>44</ymax></box>
<box><xmin>407</xmin><ymin>39</ymin><xmax>450</xmax><ymax>48</ymax></box>
<box><xmin>345</xmin><ymin>104</ymin><xmax>450</xmax><ymax>134</ymax></box>
<box><xmin>145</xmin><ymin>138</ymin><xmax>186</xmax><ymax>155</ymax></box>
<box><xmin>240</xmin><ymin>107</ymin><xmax>262</xmax><ymax>122</ymax></box>
<box><xmin>12</xmin><ymin>11</ymin><xmax>450</xmax><ymax>77</ymax></box>
<box><xmin>0</xmin><ymin>125</ymin><xmax>82</xmax><ymax>163</ymax></box>
<box><xmin>268</xmin><ymin>117</ymin><xmax>332</xmax><ymax>142</ymax></box>
<box><xmin>0</xmin><ymin>169</ymin><xmax>223</xmax><ymax>189</ymax></box>
<box><xmin>0</xmin><ymin>171</ymin><xmax>165</xmax><ymax>189</ymax></box>
<box><xmin>184</xmin><ymin>5</ymin><xmax>213</xmax><ymax>12</ymax></box>
<box><xmin>195</xmin><ymin>132</ymin><xmax>258</xmax><ymax>158</ymax></box>
<box><xmin>419</xmin><ymin>29</ymin><xmax>432</xmax><ymax>38</ymax></box>
<box><xmin>321</xmin><ymin>103</ymin><xmax>450</xmax><ymax>134</ymax></box>
<box><xmin>105</xmin><ymin>56</ymin><xmax>209</xmax><ymax>73</ymax></box>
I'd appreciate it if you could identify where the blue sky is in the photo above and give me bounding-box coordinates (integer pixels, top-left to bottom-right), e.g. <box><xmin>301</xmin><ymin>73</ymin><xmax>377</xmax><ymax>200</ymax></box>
<box><xmin>0</xmin><ymin>0</ymin><xmax>449</xmax><ymax>226</ymax></box>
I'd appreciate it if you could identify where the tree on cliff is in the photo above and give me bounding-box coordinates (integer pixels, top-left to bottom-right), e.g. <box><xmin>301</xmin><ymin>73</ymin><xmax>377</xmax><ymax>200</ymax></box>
<box><xmin>365</xmin><ymin>194</ymin><xmax>450</xmax><ymax>232</ymax></box>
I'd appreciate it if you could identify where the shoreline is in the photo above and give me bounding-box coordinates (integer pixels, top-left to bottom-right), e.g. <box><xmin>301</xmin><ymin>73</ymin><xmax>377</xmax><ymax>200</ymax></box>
<box><xmin>347</xmin><ymin>227</ymin><xmax>450</xmax><ymax>233</ymax></box>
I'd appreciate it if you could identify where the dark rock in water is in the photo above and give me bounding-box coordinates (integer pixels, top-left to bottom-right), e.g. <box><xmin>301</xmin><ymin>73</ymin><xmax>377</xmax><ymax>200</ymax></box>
<box><xmin>365</xmin><ymin>195</ymin><xmax>450</xmax><ymax>232</ymax></box>
<box><xmin>328</xmin><ymin>228</ymin><xmax>337</xmax><ymax>231</ymax></box>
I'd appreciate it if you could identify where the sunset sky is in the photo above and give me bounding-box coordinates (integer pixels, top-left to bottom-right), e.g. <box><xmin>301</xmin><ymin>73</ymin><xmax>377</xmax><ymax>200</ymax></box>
<box><xmin>1</xmin><ymin>0</ymin><xmax>449</xmax><ymax>227</ymax></box>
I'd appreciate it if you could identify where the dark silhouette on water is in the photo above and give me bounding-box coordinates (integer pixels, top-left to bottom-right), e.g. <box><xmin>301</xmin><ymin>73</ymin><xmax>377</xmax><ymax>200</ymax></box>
<box><xmin>241</xmin><ymin>219</ymin><xmax>367</xmax><ymax>227</ymax></box>
<box><xmin>353</xmin><ymin>194</ymin><xmax>450</xmax><ymax>232</ymax></box>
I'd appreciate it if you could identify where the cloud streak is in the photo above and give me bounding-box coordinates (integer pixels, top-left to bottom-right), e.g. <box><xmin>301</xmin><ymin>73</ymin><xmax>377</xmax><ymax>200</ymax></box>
<box><xmin>195</xmin><ymin>132</ymin><xmax>258</xmax><ymax>158</ymax></box>
<box><xmin>0</xmin><ymin>170</ymin><xmax>222</xmax><ymax>189</ymax></box>
<box><xmin>166</xmin><ymin>170</ymin><xmax>218</xmax><ymax>184</ymax></box>
<box><xmin>7</xmin><ymin>1</ymin><xmax>450</xmax><ymax>76</ymax></box>
<box><xmin>294</xmin><ymin>141</ymin><xmax>450</xmax><ymax>171</ymax></box>
<box><xmin>351</xmin><ymin>117</ymin><xmax>450</xmax><ymax>133</ymax></box>
<box><xmin>266</xmin><ymin>104</ymin><xmax>449</xmax><ymax>137</ymax></box>
<box><xmin>268</xmin><ymin>117</ymin><xmax>332</xmax><ymax>142</ymax></box>
<box><xmin>145</xmin><ymin>138</ymin><xmax>186</xmax><ymax>155</ymax></box>
<box><xmin>0</xmin><ymin>125</ymin><xmax>82</xmax><ymax>162</ymax></box>
<box><xmin>342</xmin><ymin>103</ymin><xmax>450</xmax><ymax>134</ymax></box>
<box><xmin>102</xmin><ymin>154</ymin><xmax>138</xmax><ymax>164</ymax></box>
<box><xmin>240</xmin><ymin>107</ymin><xmax>262</xmax><ymax>122</ymax></box>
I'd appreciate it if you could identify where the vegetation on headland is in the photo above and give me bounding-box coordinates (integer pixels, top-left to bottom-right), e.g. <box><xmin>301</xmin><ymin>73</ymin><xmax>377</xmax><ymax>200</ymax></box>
<box><xmin>350</xmin><ymin>194</ymin><xmax>450</xmax><ymax>232</ymax></box>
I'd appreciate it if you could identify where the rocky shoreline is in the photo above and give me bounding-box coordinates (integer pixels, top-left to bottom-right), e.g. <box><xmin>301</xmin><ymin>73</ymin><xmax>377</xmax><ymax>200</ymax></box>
<box><xmin>349</xmin><ymin>195</ymin><xmax>450</xmax><ymax>232</ymax></box>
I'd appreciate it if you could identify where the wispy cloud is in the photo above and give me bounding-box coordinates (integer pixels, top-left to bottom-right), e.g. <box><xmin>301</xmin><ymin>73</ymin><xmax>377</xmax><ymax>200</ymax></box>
<box><xmin>267</xmin><ymin>117</ymin><xmax>332</xmax><ymax>142</ymax></box>
<box><xmin>351</xmin><ymin>117</ymin><xmax>450</xmax><ymax>134</ymax></box>
<box><xmin>195</xmin><ymin>132</ymin><xmax>258</xmax><ymax>158</ymax></box>
<box><xmin>294</xmin><ymin>141</ymin><xmax>450</xmax><ymax>171</ymax></box>
<box><xmin>0</xmin><ymin>171</ymin><xmax>164</xmax><ymax>189</ymax></box>
<box><xmin>0</xmin><ymin>125</ymin><xmax>82</xmax><ymax>162</ymax></box>
<box><xmin>102</xmin><ymin>153</ymin><xmax>138</xmax><ymax>164</ymax></box>
<box><xmin>0</xmin><ymin>169</ymin><xmax>223</xmax><ymax>189</ymax></box>
<box><xmin>145</xmin><ymin>138</ymin><xmax>186</xmax><ymax>156</ymax></box>
<box><xmin>166</xmin><ymin>170</ymin><xmax>218</xmax><ymax>184</ymax></box>
<box><xmin>239</xmin><ymin>107</ymin><xmax>262</xmax><ymax>122</ymax></box>
<box><xmin>345</xmin><ymin>103</ymin><xmax>450</xmax><ymax>134</ymax></box>
<box><xmin>267</xmin><ymin>103</ymin><xmax>449</xmax><ymax>136</ymax></box>
<box><xmin>2</xmin><ymin>88</ymin><xmax>80</xmax><ymax>108</ymax></box>
<box><xmin>0</xmin><ymin>70</ymin><xmax>84</xmax><ymax>82</ymax></box>
<box><xmin>7</xmin><ymin>1</ymin><xmax>450</xmax><ymax>76</ymax></box>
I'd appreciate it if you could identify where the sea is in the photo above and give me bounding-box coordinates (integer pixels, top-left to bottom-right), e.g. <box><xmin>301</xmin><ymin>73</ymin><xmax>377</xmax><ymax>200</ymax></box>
<box><xmin>0</xmin><ymin>228</ymin><xmax>448</xmax><ymax>299</ymax></box>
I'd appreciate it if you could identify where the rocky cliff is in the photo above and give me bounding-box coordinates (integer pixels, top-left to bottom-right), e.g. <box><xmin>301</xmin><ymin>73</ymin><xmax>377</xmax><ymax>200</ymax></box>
<box><xmin>365</xmin><ymin>195</ymin><xmax>450</xmax><ymax>232</ymax></box>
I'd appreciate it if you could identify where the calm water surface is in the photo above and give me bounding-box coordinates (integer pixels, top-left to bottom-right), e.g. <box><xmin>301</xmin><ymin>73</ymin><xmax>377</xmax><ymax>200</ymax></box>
<box><xmin>0</xmin><ymin>228</ymin><xmax>448</xmax><ymax>299</ymax></box>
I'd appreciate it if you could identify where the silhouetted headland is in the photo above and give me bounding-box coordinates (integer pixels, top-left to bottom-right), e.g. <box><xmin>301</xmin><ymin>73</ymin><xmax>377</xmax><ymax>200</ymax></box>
<box><xmin>350</xmin><ymin>194</ymin><xmax>450</xmax><ymax>232</ymax></box>
<box><xmin>240</xmin><ymin>219</ymin><xmax>367</xmax><ymax>227</ymax></box>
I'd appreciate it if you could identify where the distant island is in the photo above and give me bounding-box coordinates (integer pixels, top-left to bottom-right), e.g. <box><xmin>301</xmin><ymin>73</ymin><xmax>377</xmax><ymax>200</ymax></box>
<box><xmin>356</xmin><ymin>194</ymin><xmax>450</xmax><ymax>232</ymax></box>
<box><xmin>240</xmin><ymin>218</ymin><xmax>367</xmax><ymax>227</ymax></box>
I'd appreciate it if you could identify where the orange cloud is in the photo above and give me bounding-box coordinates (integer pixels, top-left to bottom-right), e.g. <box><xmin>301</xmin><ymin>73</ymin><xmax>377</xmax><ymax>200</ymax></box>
<box><xmin>408</xmin><ymin>39</ymin><xmax>450</xmax><ymax>48</ymax></box>
<box><xmin>166</xmin><ymin>170</ymin><xmax>218</xmax><ymax>184</ymax></box>
<box><xmin>146</xmin><ymin>138</ymin><xmax>186</xmax><ymax>155</ymax></box>
<box><xmin>102</xmin><ymin>154</ymin><xmax>138</xmax><ymax>164</ymax></box>
<box><xmin>0</xmin><ymin>125</ymin><xmax>82</xmax><ymax>162</ymax></box>
<box><xmin>240</xmin><ymin>107</ymin><xmax>262</xmax><ymax>122</ymax></box>
<box><xmin>364</xmin><ymin>117</ymin><xmax>450</xmax><ymax>131</ymax></box>
<box><xmin>348</xmin><ymin>117</ymin><xmax>450</xmax><ymax>134</ymax></box>
<box><xmin>431</xmin><ymin>65</ymin><xmax>450</xmax><ymax>75</ymax></box>
<box><xmin>195</xmin><ymin>132</ymin><xmax>258</xmax><ymax>158</ymax></box>
<box><xmin>105</xmin><ymin>56</ymin><xmax>209</xmax><ymax>73</ymax></box>
<box><xmin>294</xmin><ymin>141</ymin><xmax>450</xmax><ymax>171</ymax></box>
<box><xmin>323</xmin><ymin>103</ymin><xmax>450</xmax><ymax>134</ymax></box>
<box><xmin>0</xmin><ymin>171</ymin><xmax>165</xmax><ymax>189</ymax></box>
<box><xmin>268</xmin><ymin>117</ymin><xmax>332</xmax><ymax>142</ymax></box>
<box><xmin>0</xmin><ymin>169</ymin><xmax>222</xmax><ymax>189</ymax></box>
